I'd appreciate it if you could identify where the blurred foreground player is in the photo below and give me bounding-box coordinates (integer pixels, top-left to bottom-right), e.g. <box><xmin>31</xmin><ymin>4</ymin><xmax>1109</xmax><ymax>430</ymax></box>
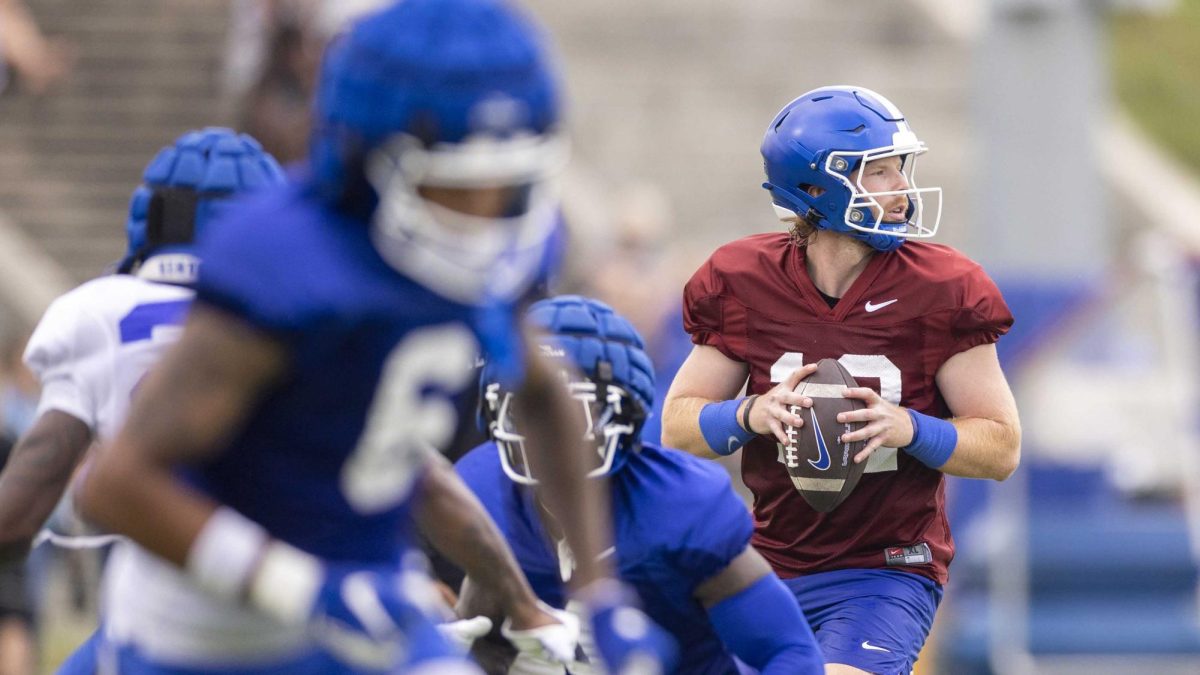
<box><xmin>662</xmin><ymin>86</ymin><xmax>1021</xmax><ymax>674</ymax></box>
<box><xmin>458</xmin><ymin>296</ymin><xmax>821</xmax><ymax>674</ymax></box>
<box><xmin>79</xmin><ymin>1</ymin><xmax>673</xmax><ymax>672</ymax></box>
<box><xmin>0</xmin><ymin>128</ymin><xmax>285</xmax><ymax>673</ymax></box>
<box><xmin>1</xmin><ymin>127</ymin><xmax>571</xmax><ymax>673</ymax></box>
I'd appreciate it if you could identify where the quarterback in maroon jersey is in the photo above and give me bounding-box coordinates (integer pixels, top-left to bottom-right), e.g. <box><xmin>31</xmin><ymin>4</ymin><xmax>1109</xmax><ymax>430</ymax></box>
<box><xmin>663</xmin><ymin>86</ymin><xmax>1021</xmax><ymax>675</ymax></box>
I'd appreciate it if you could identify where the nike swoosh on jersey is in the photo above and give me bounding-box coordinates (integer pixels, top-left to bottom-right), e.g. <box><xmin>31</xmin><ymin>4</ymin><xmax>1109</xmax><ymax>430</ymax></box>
<box><xmin>864</xmin><ymin>299</ymin><xmax>899</xmax><ymax>312</ymax></box>
<box><xmin>861</xmin><ymin>641</ymin><xmax>890</xmax><ymax>652</ymax></box>
<box><xmin>727</xmin><ymin>436</ymin><xmax>741</xmax><ymax>453</ymax></box>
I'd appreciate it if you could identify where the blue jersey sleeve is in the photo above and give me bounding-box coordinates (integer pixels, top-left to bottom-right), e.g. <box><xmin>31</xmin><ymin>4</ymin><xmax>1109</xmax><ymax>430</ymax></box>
<box><xmin>708</xmin><ymin>574</ymin><xmax>824</xmax><ymax>674</ymax></box>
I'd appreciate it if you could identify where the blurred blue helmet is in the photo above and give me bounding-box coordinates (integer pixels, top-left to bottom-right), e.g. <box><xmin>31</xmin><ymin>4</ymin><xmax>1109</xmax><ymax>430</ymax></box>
<box><xmin>483</xmin><ymin>296</ymin><xmax>654</xmax><ymax>485</ymax></box>
<box><xmin>760</xmin><ymin>86</ymin><xmax>942</xmax><ymax>252</ymax></box>
<box><xmin>309</xmin><ymin>0</ymin><xmax>568</xmax><ymax>305</ymax></box>
<box><xmin>119</xmin><ymin>127</ymin><xmax>285</xmax><ymax>283</ymax></box>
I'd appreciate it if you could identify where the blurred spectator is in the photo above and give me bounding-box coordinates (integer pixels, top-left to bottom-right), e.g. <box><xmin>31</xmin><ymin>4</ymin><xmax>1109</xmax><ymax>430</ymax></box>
<box><xmin>0</xmin><ymin>0</ymin><xmax>72</xmax><ymax>96</ymax></box>
<box><xmin>223</xmin><ymin>0</ymin><xmax>390</xmax><ymax>163</ymax></box>
<box><xmin>581</xmin><ymin>184</ymin><xmax>699</xmax><ymax>446</ymax></box>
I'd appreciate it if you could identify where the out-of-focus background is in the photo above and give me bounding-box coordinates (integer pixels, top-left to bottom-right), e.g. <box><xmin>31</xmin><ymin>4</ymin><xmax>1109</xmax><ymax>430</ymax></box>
<box><xmin>0</xmin><ymin>0</ymin><xmax>1198</xmax><ymax>673</ymax></box>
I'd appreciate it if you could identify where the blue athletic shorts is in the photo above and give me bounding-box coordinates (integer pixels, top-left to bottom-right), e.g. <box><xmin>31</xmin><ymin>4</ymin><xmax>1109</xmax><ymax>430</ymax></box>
<box><xmin>784</xmin><ymin>568</ymin><xmax>943</xmax><ymax>674</ymax></box>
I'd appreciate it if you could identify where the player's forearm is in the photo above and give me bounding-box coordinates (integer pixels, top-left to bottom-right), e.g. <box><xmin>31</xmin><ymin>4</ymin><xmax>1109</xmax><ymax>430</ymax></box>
<box><xmin>939</xmin><ymin>415</ymin><xmax>1021</xmax><ymax>481</ymax></box>
<box><xmin>661</xmin><ymin>395</ymin><xmax>722</xmax><ymax>458</ymax></box>
<box><xmin>415</xmin><ymin>458</ymin><xmax>542</xmax><ymax>625</ymax></box>
<box><xmin>83</xmin><ymin>308</ymin><xmax>285</xmax><ymax>566</ymax></box>
<box><xmin>77</xmin><ymin>447</ymin><xmax>216</xmax><ymax>565</ymax></box>
<box><xmin>0</xmin><ymin>411</ymin><xmax>91</xmax><ymax>559</ymax></box>
<box><xmin>518</xmin><ymin>366</ymin><xmax>613</xmax><ymax>588</ymax></box>
<box><xmin>707</xmin><ymin>572</ymin><xmax>824</xmax><ymax>674</ymax></box>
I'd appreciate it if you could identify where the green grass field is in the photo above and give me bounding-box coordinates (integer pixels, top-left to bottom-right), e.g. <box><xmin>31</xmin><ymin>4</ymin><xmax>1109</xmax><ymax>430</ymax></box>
<box><xmin>1111</xmin><ymin>0</ymin><xmax>1200</xmax><ymax>173</ymax></box>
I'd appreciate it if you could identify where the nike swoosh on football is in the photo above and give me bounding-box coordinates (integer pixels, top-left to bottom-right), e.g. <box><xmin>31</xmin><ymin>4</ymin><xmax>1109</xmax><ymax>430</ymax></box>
<box><xmin>807</xmin><ymin>411</ymin><xmax>831</xmax><ymax>471</ymax></box>
<box><xmin>864</xmin><ymin>299</ymin><xmax>898</xmax><ymax>312</ymax></box>
<box><xmin>861</xmin><ymin>641</ymin><xmax>890</xmax><ymax>653</ymax></box>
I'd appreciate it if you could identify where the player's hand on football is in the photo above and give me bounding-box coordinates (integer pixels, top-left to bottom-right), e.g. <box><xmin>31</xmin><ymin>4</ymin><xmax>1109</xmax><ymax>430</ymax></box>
<box><xmin>748</xmin><ymin>363</ymin><xmax>818</xmax><ymax>446</ymax></box>
<box><xmin>501</xmin><ymin>600</ymin><xmax>581</xmax><ymax>664</ymax></box>
<box><xmin>838</xmin><ymin>387</ymin><xmax>915</xmax><ymax>463</ymax></box>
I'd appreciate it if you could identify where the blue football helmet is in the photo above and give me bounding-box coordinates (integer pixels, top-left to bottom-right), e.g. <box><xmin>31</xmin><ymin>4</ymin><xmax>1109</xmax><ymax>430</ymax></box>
<box><xmin>119</xmin><ymin>127</ymin><xmax>285</xmax><ymax>283</ymax></box>
<box><xmin>482</xmin><ymin>296</ymin><xmax>654</xmax><ymax>485</ymax></box>
<box><xmin>309</xmin><ymin>0</ymin><xmax>568</xmax><ymax>305</ymax></box>
<box><xmin>761</xmin><ymin>86</ymin><xmax>942</xmax><ymax>252</ymax></box>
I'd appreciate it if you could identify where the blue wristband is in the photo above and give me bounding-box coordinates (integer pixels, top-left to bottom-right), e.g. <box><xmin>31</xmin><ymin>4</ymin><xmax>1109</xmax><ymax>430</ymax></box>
<box><xmin>902</xmin><ymin>409</ymin><xmax>957</xmax><ymax>469</ymax></box>
<box><xmin>700</xmin><ymin>398</ymin><xmax>755</xmax><ymax>456</ymax></box>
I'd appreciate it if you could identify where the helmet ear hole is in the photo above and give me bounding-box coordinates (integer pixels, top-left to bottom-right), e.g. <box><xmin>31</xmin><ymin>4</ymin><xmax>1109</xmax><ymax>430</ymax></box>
<box><xmin>146</xmin><ymin>188</ymin><xmax>202</xmax><ymax>250</ymax></box>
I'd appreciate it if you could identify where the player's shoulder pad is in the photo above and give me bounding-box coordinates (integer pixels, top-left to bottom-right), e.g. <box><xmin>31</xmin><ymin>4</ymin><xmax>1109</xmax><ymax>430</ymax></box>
<box><xmin>454</xmin><ymin>442</ymin><xmax>512</xmax><ymax>509</ymax></box>
<box><xmin>620</xmin><ymin>444</ymin><xmax>753</xmax><ymax>580</ymax></box>
<box><xmin>454</xmin><ymin>441</ymin><xmax>526</xmax><ymax>537</ymax></box>
<box><xmin>894</xmin><ymin>241</ymin><xmax>1006</xmax><ymax>310</ymax></box>
<box><xmin>684</xmin><ymin>232</ymin><xmax>792</xmax><ymax>314</ymax></box>
<box><xmin>898</xmin><ymin>241</ymin><xmax>991</xmax><ymax>285</ymax></box>
<box><xmin>455</xmin><ymin>441</ymin><xmax>503</xmax><ymax>486</ymax></box>
<box><xmin>194</xmin><ymin>183</ymin><xmax>356</xmax><ymax>332</ymax></box>
<box><xmin>23</xmin><ymin>276</ymin><xmax>166</xmax><ymax>376</ymax></box>
<box><xmin>697</xmin><ymin>233</ymin><xmax>791</xmax><ymax>282</ymax></box>
<box><xmin>620</xmin><ymin>443</ymin><xmax>747</xmax><ymax>538</ymax></box>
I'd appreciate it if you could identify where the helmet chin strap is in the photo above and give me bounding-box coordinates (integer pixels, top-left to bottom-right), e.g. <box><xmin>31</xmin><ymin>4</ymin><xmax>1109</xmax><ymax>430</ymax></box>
<box><xmin>771</xmin><ymin>202</ymin><xmax>906</xmax><ymax>252</ymax></box>
<box><xmin>853</xmin><ymin>228</ymin><xmax>907</xmax><ymax>253</ymax></box>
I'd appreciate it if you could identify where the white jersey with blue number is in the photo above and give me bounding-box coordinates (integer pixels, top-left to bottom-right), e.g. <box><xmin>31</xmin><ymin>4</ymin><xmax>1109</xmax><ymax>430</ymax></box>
<box><xmin>25</xmin><ymin>273</ymin><xmax>304</xmax><ymax>665</ymax></box>
<box><xmin>22</xmin><ymin>274</ymin><xmax>278</xmax><ymax>665</ymax></box>
<box><xmin>23</xmin><ymin>273</ymin><xmax>192</xmax><ymax>443</ymax></box>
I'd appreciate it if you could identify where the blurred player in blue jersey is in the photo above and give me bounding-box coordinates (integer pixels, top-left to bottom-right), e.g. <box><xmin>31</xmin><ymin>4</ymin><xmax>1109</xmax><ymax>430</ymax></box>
<box><xmin>77</xmin><ymin>1</ymin><xmax>675</xmax><ymax>673</ymax></box>
<box><xmin>457</xmin><ymin>296</ymin><xmax>824</xmax><ymax>674</ymax></box>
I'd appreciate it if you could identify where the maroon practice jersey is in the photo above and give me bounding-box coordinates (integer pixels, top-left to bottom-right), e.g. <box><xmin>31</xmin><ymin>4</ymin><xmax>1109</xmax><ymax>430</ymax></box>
<box><xmin>682</xmin><ymin>233</ymin><xmax>1013</xmax><ymax>584</ymax></box>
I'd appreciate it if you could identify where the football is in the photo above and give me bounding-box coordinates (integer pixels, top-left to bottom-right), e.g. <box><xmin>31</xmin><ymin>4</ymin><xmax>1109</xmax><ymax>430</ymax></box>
<box><xmin>782</xmin><ymin>358</ymin><xmax>867</xmax><ymax>512</ymax></box>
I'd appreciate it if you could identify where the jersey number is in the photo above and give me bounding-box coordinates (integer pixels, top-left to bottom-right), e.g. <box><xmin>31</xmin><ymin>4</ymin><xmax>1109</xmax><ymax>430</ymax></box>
<box><xmin>118</xmin><ymin>300</ymin><xmax>189</xmax><ymax>344</ymax></box>
<box><xmin>770</xmin><ymin>353</ymin><xmax>902</xmax><ymax>473</ymax></box>
<box><xmin>341</xmin><ymin>325</ymin><xmax>479</xmax><ymax>513</ymax></box>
